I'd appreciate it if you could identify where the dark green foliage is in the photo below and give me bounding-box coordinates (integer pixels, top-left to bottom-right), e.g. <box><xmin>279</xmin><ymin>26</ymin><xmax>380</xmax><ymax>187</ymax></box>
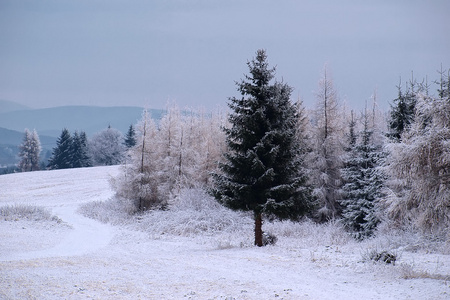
<box><xmin>340</xmin><ymin>114</ymin><xmax>385</xmax><ymax>239</ymax></box>
<box><xmin>47</xmin><ymin>128</ymin><xmax>73</xmax><ymax>169</ymax></box>
<box><xmin>71</xmin><ymin>131</ymin><xmax>91</xmax><ymax>168</ymax></box>
<box><xmin>387</xmin><ymin>81</ymin><xmax>417</xmax><ymax>142</ymax></box>
<box><xmin>212</xmin><ymin>50</ymin><xmax>314</xmax><ymax>245</ymax></box>
<box><xmin>124</xmin><ymin>124</ymin><xmax>137</xmax><ymax>149</ymax></box>
<box><xmin>48</xmin><ymin>129</ymin><xmax>91</xmax><ymax>170</ymax></box>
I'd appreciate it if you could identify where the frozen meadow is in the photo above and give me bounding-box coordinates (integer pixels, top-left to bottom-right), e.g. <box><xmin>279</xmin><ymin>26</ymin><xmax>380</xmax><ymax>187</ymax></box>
<box><xmin>0</xmin><ymin>166</ymin><xmax>449</xmax><ymax>299</ymax></box>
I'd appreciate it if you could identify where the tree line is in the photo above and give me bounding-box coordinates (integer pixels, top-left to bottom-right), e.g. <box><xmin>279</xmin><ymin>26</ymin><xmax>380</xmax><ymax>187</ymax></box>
<box><xmin>16</xmin><ymin>124</ymin><xmax>137</xmax><ymax>172</ymax></box>
<box><xmin>114</xmin><ymin>50</ymin><xmax>449</xmax><ymax>246</ymax></box>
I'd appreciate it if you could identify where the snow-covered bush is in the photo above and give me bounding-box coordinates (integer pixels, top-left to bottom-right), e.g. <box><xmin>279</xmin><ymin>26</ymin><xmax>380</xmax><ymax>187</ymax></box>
<box><xmin>263</xmin><ymin>218</ymin><xmax>351</xmax><ymax>247</ymax></box>
<box><xmin>0</xmin><ymin>204</ymin><xmax>60</xmax><ymax>222</ymax></box>
<box><xmin>78</xmin><ymin>197</ymin><xmax>137</xmax><ymax>224</ymax></box>
<box><xmin>361</xmin><ymin>248</ymin><xmax>398</xmax><ymax>264</ymax></box>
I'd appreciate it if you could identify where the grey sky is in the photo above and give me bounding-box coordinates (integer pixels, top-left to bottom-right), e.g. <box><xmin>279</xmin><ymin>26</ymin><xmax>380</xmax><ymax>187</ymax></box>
<box><xmin>1</xmin><ymin>0</ymin><xmax>449</xmax><ymax>111</ymax></box>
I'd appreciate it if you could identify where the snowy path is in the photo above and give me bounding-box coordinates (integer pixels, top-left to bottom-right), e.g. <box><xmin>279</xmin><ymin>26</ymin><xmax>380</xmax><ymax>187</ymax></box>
<box><xmin>0</xmin><ymin>166</ymin><xmax>119</xmax><ymax>261</ymax></box>
<box><xmin>0</xmin><ymin>205</ymin><xmax>114</xmax><ymax>261</ymax></box>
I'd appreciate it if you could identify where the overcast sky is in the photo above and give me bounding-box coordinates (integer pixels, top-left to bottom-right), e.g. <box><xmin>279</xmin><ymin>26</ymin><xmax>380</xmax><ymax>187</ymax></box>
<box><xmin>1</xmin><ymin>0</ymin><xmax>449</xmax><ymax>111</ymax></box>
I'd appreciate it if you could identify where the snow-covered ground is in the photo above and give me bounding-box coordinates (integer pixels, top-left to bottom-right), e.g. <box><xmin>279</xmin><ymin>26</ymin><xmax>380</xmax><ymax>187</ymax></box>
<box><xmin>1</xmin><ymin>166</ymin><xmax>449</xmax><ymax>299</ymax></box>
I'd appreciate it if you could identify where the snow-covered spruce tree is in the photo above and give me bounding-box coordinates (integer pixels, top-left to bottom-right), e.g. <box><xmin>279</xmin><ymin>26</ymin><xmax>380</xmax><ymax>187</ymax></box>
<box><xmin>89</xmin><ymin>126</ymin><xmax>125</xmax><ymax>166</ymax></box>
<box><xmin>71</xmin><ymin>131</ymin><xmax>91</xmax><ymax>168</ymax></box>
<box><xmin>385</xmin><ymin>75</ymin><xmax>450</xmax><ymax>233</ymax></box>
<box><xmin>48</xmin><ymin>128</ymin><xmax>73</xmax><ymax>170</ymax></box>
<box><xmin>340</xmin><ymin>111</ymin><xmax>385</xmax><ymax>239</ymax></box>
<box><xmin>212</xmin><ymin>50</ymin><xmax>314</xmax><ymax>247</ymax></box>
<box><xmin>124</xmin><ymin>124</ymin><xmax>137</xmax><ymax>149</ymax></box>
<box><xmin>18</xmin><ymin>128</ymin><xmax>41</xmax><ymax>172</ymax></box>
<box><xmin>308</xmin><ymin>67</ymin><xmax>344</xmax><ymax>222</ymax></box>
<box><xmin>387</xmin><ymin>79</ymin><xmax>418</xmax><ymax>142</ymax></box>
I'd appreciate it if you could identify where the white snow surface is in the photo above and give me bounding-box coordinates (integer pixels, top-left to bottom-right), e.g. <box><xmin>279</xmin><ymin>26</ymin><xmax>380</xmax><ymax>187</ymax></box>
<box><xmin>1</xmin><ymin>166</ymin><xmax>449</xmax><ymax>299</ymax></box>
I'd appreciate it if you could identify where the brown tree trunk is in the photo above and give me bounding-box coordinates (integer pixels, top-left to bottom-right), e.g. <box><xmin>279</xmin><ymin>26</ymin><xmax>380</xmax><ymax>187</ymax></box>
<box><xmin>254</xmin><ymin>213</ymin><xmax>263</xmax><ymax>247</ymax></box>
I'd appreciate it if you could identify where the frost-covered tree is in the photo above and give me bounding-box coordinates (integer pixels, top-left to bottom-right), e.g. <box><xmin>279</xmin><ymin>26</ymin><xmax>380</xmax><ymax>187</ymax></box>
<box><xmin>385</xmin><ymin>75</ymin><xmax>450</xmax><ymax>232</ymax></box>
<box><xmin>48</xmin><ymin>128</ymin><xmax>73</xmax><ymax>170</ymax></box>
<box><xmin>308</xmin><ymin>67</ymin><xmax>344</xmax><ymax>221</ymax></box>
<box><xmin>89</xmin><ymin>126</ymin><xmax>124</xmax><ymax>166</ymax></box>
<box><xmin>18</xmin><ymin>129</ymin><xmax>41</xmax><ymax>172</ymax></box>
<box><xmin>212</xmin><ymin>50</ymin><xmax>314</xmax><ymax>246</ymax></box>
<box><xmin>71</xmin><ymin>131</ymin><xmax>91</xmax><ymax>168</ymax></box>
<box><xmin>113</xmin><ymin>110</ymin><xmax>163</xmax><ymax>210</ymax></box>
<box><xmin>113</xmin><ymin>107</ymin><xmax>226</xmax><ymax>211</ymax></box>
<box><xmin>340</xmin><ymin>111</ymin><xmax>384</xmax><ymax>239</ymax></box>
<box><xmin>124</xmin><ymin>124</ymin><xmax>137</xmax><ymax>149</ymax></box>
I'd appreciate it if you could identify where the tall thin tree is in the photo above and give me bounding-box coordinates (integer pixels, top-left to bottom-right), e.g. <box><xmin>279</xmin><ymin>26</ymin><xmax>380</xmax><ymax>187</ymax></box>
<box><xmin>18</xmin><ymin>129</ymin><xmax>41</xmax><ymax>172</ymax></box>
<box><xmin>309</xmin><ymin>66</ymin><xmax>343</xmax><ymax>221</ymax></box>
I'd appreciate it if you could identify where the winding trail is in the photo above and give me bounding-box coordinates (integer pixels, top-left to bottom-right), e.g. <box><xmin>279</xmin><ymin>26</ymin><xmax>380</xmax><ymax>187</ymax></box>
<box><xmin>0</xmin><ymin>166</ymin><xmax>119</xmax><ymax>262</ymax></box>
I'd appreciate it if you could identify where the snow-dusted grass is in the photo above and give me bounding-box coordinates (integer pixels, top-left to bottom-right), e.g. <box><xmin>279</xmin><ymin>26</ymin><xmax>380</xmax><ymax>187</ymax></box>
<box><xmin>1</xmin><ymin>166</ymin><xmax>449</xmax><ymax>299</ymax></box>
<box><xmin>1</xmin><ymin>204</ymin><xmax>61</xmax><ymax>223</ymax></box>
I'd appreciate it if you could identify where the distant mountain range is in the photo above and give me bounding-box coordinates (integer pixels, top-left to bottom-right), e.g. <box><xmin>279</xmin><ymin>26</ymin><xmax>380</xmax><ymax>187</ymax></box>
<box><xmin>0</xmin><ymin>100</ymin><xmax>164</xmax><ymax>167</ymax></box>
<box><xmin>0</xmin><ymin>99</ymin><xmax>31</xmax><ymax>114</ymax></box>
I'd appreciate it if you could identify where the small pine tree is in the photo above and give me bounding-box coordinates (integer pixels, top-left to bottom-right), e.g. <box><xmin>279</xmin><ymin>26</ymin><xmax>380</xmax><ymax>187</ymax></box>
<box><xmin>79</xmin><ymin>131</ymin><xmax>92</xmax><ymax>167</ymax></box>
<box><xmin>387</xmin><ymin>80</ymin><xmax>417</xmax><ymax>142</ymax></box>
<box><xmin>71</xmin><ymin>131</ymin><xmax>91</xmax><ymax>168</ymax></box>
<box><xmin>48</xmin><ymin>128</ymin><xmax>73</xmax><ymax>169</ymax></box>
<box><xmin>340</xmin><ymin>112</ymin><xmax>384</xmax><ymax>239</ymax></box>
<box><xmin>18</xmin><ymin>129</ymin><xmax>41</xmax><ymax>172</ymax></box>
<box><xmin>124</xmin><ymin>124</ymin><xmax>137</xmax><ymax>149</ymax></box>
<box><xmin>212</xmin><ymin>50</ymin><xmax>314</xmax><ymax>246</ymax></box>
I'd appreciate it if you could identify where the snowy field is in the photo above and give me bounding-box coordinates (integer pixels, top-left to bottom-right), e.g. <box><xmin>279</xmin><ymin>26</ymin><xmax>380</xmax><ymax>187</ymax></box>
<box><xmin>1</xmin><ymin>166</ymin><xmax>449</xmax><ymax>299</ymax></box>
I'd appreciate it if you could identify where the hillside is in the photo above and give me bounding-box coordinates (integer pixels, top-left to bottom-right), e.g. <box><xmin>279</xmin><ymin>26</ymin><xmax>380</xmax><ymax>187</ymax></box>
<box><xmin>0</xmin><ymin>166</ymin><xmax>448</xmax><ymax>299</ymax></box>
<box><xmin>0</xmin><ymin>105</ymin><xmax>163</xmax><ymax>137</ymax></box>
<box><xmin>0</xmin><ymin>99</ymin><xmax>31</xmax><ymax>114</ymax></box>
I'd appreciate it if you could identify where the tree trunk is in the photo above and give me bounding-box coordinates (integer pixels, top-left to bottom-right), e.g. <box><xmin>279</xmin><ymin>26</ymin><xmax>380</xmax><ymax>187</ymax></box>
<box><xmin>254</xmin><ymin>213</ymin><xmax>263</xmax><ymax>247</ymax></box>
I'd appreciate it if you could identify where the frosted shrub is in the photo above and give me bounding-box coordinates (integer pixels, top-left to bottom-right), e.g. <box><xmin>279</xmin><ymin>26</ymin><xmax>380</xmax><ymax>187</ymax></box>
<box><xmin>0</xmin><ymin>204</ymin><xmax>59</xmax><ymax>222</ymax></box>
<box><xmin>137</xmin><ymin>188</ymin><xmax>253</xmax><ymax>237</ymax></box>
<box><xmin>361</xmin><ymin>248</ymin><xmax>398</xmax><ymax>265</ymax></box>
<box><xmin>264</xmin><ymin>218</ymin><xmax>351</xmax><ymax>247</ymax></box>
<box><xmin>78</xmin><ymin>197</ymin><xmax>137</xmax><ymax>225</ymax></box>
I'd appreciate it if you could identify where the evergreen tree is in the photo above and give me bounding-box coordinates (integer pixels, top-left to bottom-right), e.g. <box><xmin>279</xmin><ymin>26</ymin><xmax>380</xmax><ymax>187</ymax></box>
<box><xmin>124</xmin><ymin>124</ymin><xmax>137</xmax><ymax>149</ymax></box>
<box><xmin>212</xmin><ymin>50</ymin><xmax>314</xmax><ymax>246</ymax></box>
<box><xmin>48</xmin><ymin>128</ymin><xmax>73</xmax><ymax>169</ymax></box>
<box><xmin>79</xmin><ymin>131</ymin><xmax>92</xmax><ymax>167</ymax></box>
<box><xmin>18</xmin><ymin>129</ymin><xmax>41</xmax><ymax>172</ymax></box>
<box><xmin>340</xmin><ymin>112</ymin><xmax>384</xmax><ymax>239</ymax></box>
<box><xmin>387</xmin><ymin>80</ymin><xmax>417</xmax><ymax>142</ymax></box>
<box><xmin>71</xmin><ymin>131</ymin><xmax>91</xmax><ymax>168</ymax></box>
